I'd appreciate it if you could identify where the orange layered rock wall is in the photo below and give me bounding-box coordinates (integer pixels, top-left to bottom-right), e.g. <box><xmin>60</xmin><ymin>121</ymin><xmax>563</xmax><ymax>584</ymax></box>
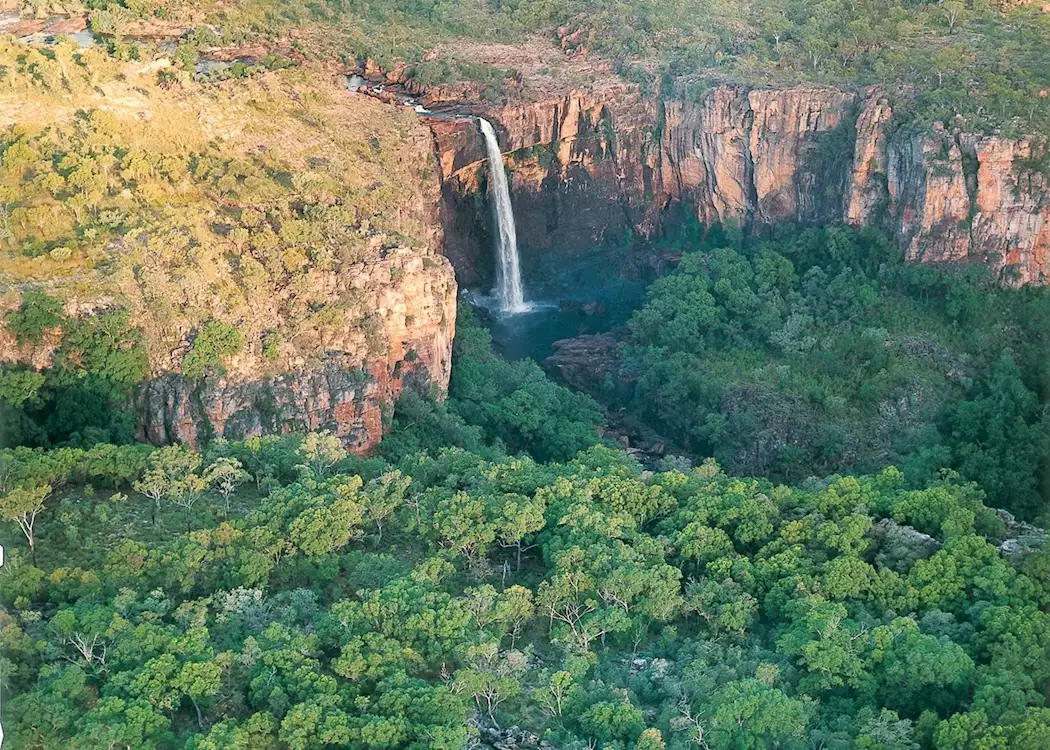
<box><xmin>968</xmin><ymin>137</ymin><xmax>1050</xmax><ymax>283</ymax></box>
<box><xmin>849</xmin><ymin>100</ymin><xmax>1050</xmax><ymax>284</ymax></box>
<box><xmin>432</xmin><ymin>85</ymin><xmax>1050</xmax><ymax>285</ymax></box>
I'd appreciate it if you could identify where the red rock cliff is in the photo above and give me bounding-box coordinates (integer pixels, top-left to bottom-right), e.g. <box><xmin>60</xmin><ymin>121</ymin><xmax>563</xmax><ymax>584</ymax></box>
<box><xmin>134</xmin><ymin>248</ymin><xmax>456</xmax><ymax>452</ymax></box>
<box><xmin>431</xmin><ymin>85</ymin><xmax>1050</xmax><ymax>284</ymax></box>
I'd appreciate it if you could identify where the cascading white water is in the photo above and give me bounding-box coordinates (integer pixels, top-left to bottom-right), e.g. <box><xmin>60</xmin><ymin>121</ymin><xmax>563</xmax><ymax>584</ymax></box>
<box><xmin>478</xmin><ymin>117</ymin><xmax>528</xmax><ymax>313</ymax></box>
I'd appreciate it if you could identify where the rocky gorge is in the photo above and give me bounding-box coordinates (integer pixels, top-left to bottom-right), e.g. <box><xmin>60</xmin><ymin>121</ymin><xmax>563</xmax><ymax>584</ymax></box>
<box><xmin>97</xmin><ymin>74</ymin><xmax>1050</xmax><ymax>451</ymax></box>
<box><xmin>6</xmin><ymin>46</ymin><xmax>1050</xmax><ymax>456</ymax></box>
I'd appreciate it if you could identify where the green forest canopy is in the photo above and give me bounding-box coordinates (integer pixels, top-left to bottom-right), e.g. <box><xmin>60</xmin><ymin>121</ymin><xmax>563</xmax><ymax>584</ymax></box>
<box><xmin>5</xmin><ymin>294</ymin><xmax>1050</xmax><ymax>748</ymax></box>
<box><xmin>1</xmin><ymin>307</ymin><xmax>1049</xmax><ymax>749</ymax></box>
<box><xmin>619</xmin><ymin>225</ymin><xmax>1050</xmax><ymax>522</ymax></box>
<box><xmin>2</xmin><ymin>428</ymin><xmax>1050</xmax><ymax>749</ymax></box>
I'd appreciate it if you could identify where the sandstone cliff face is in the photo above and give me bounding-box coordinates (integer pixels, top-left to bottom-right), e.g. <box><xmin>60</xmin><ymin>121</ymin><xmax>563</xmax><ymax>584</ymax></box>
<box><xmin>748</xmin><ymin>88</ymin><xmax>855</xmax><ymax>224</ymax></box>
<box><xmin>137</xmin><ymin>363</ymin><xmax>385</xmax><ymax>453</ymax></box>
<box><xmin>659</xmin><ymin>90</ymin><xmax>755</xmax><ymax>227</ymax></box>
<box><xmin>430</xmin><ymin>84</ymin><xmax>1050</xmax><ymax>285</ymax></box>
<box><xmin>431</xmin><ymin>85</ymin><xmax>859</xmax><ymax>286</ymax></box>
<box><xmin>2</xmin><ymin>248</ymin><xmax>456</xmax><ymax>454</ymax></box>
<box><xmin>967</xmin><ymin>137</ymin><xmax>1050</xmax><ymax>283</ymax></box>
<box><xmin>845</xmin><ymin>96</ymin><xmax>893</xmax><ymax>225</ymax></box>
<box><xmin>135</xmin><ymin>248</ymin><xmax>457</xmax><ymax>452</ymax></box>
<box><xmin>849</xmin><ymin>99</ymin><xmax>1050</xmax><ymax>283</ymax></box>
<box><xmin>428</xmin><ymin>83</ymin><xmax>657</xmax><ymax>287</ymax></box>
<box><xmin>654</xmin><ymin>87</ymin><xmax>857</xmax><ymax>227</ymax></box>
<box><xmin>887</xmin><ymin>125</ymin><xmax>974</xmax><ymax>264</ymax></box>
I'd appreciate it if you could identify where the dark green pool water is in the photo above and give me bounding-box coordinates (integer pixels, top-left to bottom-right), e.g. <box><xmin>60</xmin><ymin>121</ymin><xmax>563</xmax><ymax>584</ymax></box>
<box><xmin>469</xmin><ymin>250</ymin><xmax>651</xmax><ymax>363</ymax></box>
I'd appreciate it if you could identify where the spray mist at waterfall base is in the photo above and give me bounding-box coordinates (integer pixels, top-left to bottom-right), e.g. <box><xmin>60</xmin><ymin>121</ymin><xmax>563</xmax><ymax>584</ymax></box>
<box><xmin>465</xmin><ymin>292</ymin><xmax>551</xmax><ymax>318</ymax></box>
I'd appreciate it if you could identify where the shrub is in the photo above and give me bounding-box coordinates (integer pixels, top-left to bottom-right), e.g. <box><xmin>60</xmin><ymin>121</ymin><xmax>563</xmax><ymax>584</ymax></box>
<box><xmin>182</xmin><ymin>320</ymin><xmax>244</xmax><ymax>379</ymax></box>
<box><xmin>261</xmin><ymin>330</ymin><xmax>282</xmax><ymax>361</ymax></box>
<box><xmin>58</xmin><ymin>310</ymin><xmax>149</xmax><ymax>386</ymax></box>
<box><xmin>4</xmin><ymin>291</ymin><xmax>63</xmax><ymax>346</ymax></box>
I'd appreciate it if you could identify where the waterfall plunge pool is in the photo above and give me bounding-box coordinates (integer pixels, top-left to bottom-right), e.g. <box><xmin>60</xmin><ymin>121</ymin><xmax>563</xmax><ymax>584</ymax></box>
<box><xmin>467</xmin><ymin>251</ymin><xmax>651</xmax><ymax>363</ymax></box>
<box><xmin>467</xmin><ymin>116</ymin><xmax>654</xmax><ymax>363</ymax></box>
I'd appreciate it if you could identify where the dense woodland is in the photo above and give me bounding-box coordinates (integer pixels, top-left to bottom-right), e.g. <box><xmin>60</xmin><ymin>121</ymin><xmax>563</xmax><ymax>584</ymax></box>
<box><xmin>618</xmin><ymin>225</ymin><xmax>1050</xmax><ymax>523</ymax></box>
<box><xmin>2</xmin><ymin>302</ymin><xmax>1050</xmax><ymax>749</ymax></box>
<box><xmin>3</xmin><ymin>383</ymin><xmax>1050</xmax><ymax>748</ymax></box>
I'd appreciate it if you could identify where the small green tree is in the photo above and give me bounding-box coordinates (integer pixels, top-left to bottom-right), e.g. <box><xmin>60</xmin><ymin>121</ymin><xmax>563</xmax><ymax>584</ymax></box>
<box><xmin>454</xmin><ymin>643</ymin><xmax>527</xmax><ymax>726</ymax></box>
<box><xmin>362</xmin><ymin>471</ymin><xmax>410</xmax><ymax>543</ymax></box>
<box><xmin>133</xmin><ymin>445</ymin><xmax>204</xmax><ymax>526</ymax></box>
<box><xmin>181</xmin><ymin>320</ymin><xmax>244</xmax><ymax>379</ymax></box>
<box><xmin>204</xmin><ymin>457</ymin><xmax>251</xmax><ymax>518</ymax></box>
<box><xmin>494</xmin><ymin>585</ymin><xmax>534</xmax><ymax>648</ymax></box>
<box><xmin>536</xmin><ymin>670</ymin><xmax>573</xmax><ymax>717</ymax></box>
<box><xmin>297</xmin><ymin>432</ymin><xmax>347</xmax><ymax>480</ymax></box>
<box><xmin>494</xmin><ymin>494</ymin><xmax>545</xmax><ymax>571</ymax></box>
<box><xmin>168</xmin><ymin>471</ymin><xmax>208</xmax><ymax>530</ymax></box>
<box><xmin>5</xmin><ymin>291</ymin><xmax>63</xmax><ymax>345</ymax></box>
<box><xmin>0</xmin><ymin>484</ymin><xmax>50</xmax><ymax>564</ymax></box>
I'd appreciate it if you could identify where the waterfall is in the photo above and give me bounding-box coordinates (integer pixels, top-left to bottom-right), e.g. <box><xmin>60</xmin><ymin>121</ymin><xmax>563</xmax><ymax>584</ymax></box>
<box><xmin>478</xmin><ymin>118</ymin><xmax>528</xmax><ymax>313</ymax></box>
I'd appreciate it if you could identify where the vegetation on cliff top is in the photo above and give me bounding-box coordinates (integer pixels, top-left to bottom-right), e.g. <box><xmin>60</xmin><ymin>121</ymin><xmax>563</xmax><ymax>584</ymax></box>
<box><xmin>11</xmin><ymin>0</ymin><xmax>1050</xmax><ymax>130</ymax></box>
<box><xmin>363</xmin><ymin>0</ymin><xmax>1050</xmax><ymax>131</ymax></box>
<box><xmin>0</xmin><ymin>38</ymin><xmax>441</xmax><ymax>384</ymax></box>
<box><xmin>200</xmin><ymin>0</ymin><xmax>1050</xmax><ymax>131</ymax></box>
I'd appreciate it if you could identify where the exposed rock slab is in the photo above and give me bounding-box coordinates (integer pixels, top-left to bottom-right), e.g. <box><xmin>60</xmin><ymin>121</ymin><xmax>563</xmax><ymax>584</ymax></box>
<box><xmin>137</xmin><ymin>361</ymin><xmax>384</xmax><ymax>452</ymax></box>
<box><xmin>995</xmin><ymin>508</ymin><xmax>1049</xmax><ymax>559</ymax></box>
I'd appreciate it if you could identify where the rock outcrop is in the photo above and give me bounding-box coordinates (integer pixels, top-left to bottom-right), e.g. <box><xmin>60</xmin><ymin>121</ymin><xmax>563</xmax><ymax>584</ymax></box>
<box><xmin>429</xmin><ymin>84</ymin><xmax>1050</xmax><ymax>285</ymax></box>
<box><xmin>135</xmin><ymin>248</ymin><xmax>457</xmax><ymax>452</ymax></box>
<box><xmin>995</xmin><ymin>508</ymin><xmax>1048</xmax><ymax>559</ymax></box>
<box><xmin>868</xmin><ymin>518</ymin><xmax>943</xmax><ymax>572</ymax></box>
<box><xmin>845</xmin><ymin>96</ymin><xmax>893</xmax><ymax>225</ymax></box>
<box><xmin>1</xmin><ymin>248</ymin><xmax>456</xmax><ymax>455</ymax></box>
<box><xmin>545</xmin><ymin>333</ymin><xmax>623</xmax><ymax>393</ymax></box>
<box><xmin>137</xmin><ymin>363</ymin><xmax>385</xmax><ymax>453</ymax></box>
